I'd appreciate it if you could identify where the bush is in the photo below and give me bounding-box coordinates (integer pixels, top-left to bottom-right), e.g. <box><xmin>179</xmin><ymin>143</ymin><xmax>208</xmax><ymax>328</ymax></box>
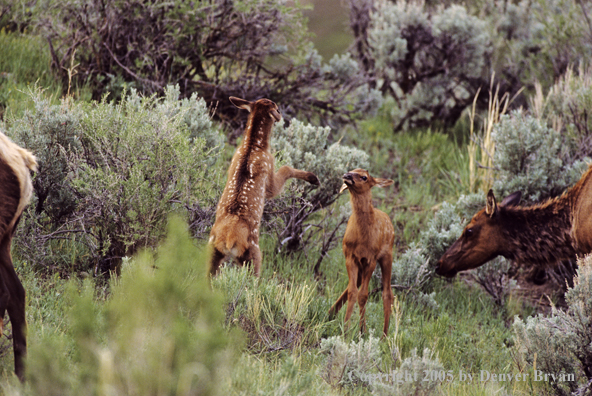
<box><xmin>35</xmin><ymin>0</ymin><xmax>381</xmax><ymax>132</ymax></box>
<box><xmin>18</xmin><ymin>217</ymin><xmax>240</xmax><ymax>396</ymax></box>
<box><xmin>539</xmin><ymin>66</ymin><xmax>592</xmax><ymax>160</ymax></box>
<box><xmin>488</xmin><ymin>0</ymin><xmax>592</xmax><ymax>99</ymax></box>
<box><xmin>7</xmin><ymin>86</ymin><xmax>225</xmax><ymax>274</ymax></box>
<box><xmin>470</xmin><ymin>257</ymin><xmax>516</xmax><ymax>307</ymax></box>
<box><xmin>492</xmin><ymin>109</ymin><xmax>588</xmax><ymax>202</ymax></box>
<box><xmin>320</xmin><ymin>334</ymin><xmax>443</xmax><ymax>395</ymax></box>
<box><xmin>267</xmin><ymin>119</ymin><xmax>369</xmax><ymax>258</ymax></box>
<box><xmin>359</xmin><ymin>0</ymin><xmax>491</xmax><ymax>130</ymax></box>
<box><xmin>513</xmin><ymin>254</ymin><xmax>592</xmax><ymax>396</ymax></box>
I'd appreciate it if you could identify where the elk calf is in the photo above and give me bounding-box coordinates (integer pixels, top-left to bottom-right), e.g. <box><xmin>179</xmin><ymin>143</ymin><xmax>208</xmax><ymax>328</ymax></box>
<box><xmin>328</xmin><ymin>169</ymin><xmax>394</xmax><ymax>337</ymax></box>
<box><xmin>0</xmin><ymin>131</ymin><xmax>36</xmax><ymax>381</ymax></box>
<box><xmin>209</xmin><ymin>97</ymin><xmax>319</xmax><ymax>276</ymax></box>
<box><xmin>436</xmin><ymin>165</ymin><xmax>592</xmax><ymax>277</ymax></box>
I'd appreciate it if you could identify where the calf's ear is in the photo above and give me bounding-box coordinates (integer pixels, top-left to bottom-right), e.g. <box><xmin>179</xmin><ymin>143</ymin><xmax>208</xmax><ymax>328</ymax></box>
<box><xmin>229</xmin><ymin>97</ymin><xmax>253</xmax><ymax>112</ymax></box>
<box><xmin>374</xmin><ymin>178</ymin><xmax>394</xmax><ymax>188</ymax></box>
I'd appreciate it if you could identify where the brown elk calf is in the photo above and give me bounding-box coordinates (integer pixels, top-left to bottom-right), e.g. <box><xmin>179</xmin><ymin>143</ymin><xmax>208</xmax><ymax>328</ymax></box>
<box><xmin>328</xmin><ymin>169</ymin><xmax>394</xmax><ymax>337</ymax></box>
<box><xmin>209</xmin><ymin>97</ymin><xmax>319</xmax><ymax>276</ymax></box>
<box><xmin>436</xmin><ymin>165</ymin><xmax>592</xmax><ymax>277</ymax></box>
<box><xmin>0</xmin><ymin>131</ymin><xmax>37</xmax><ymax>381</ymax></box>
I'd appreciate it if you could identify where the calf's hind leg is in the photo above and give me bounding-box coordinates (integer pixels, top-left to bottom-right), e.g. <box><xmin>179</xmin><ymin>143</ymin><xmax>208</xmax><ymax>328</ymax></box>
<box><xmin>238</xmin><ymin>244</ymin><xmax>262</xmax><ymax>277</ymax></box>
<box><xmin>378</xmin><ymin>254</ymin><xmax>393</xmax><ymax>337</ymax></box>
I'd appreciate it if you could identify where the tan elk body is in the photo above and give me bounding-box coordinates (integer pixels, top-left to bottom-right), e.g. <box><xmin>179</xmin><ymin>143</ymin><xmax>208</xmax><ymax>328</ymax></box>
<box><xmin>436</xmin><ymin>165</ymin><xmax>592</xmax><ymax>277</ymax></box>
<box><xmin>328</xmin><ymin>169</ymin><xmax>394</xmax><ymax>337</ymax></box>
<box><xmin>209</xmin><ymin>97</ymin><xmax>319</xmax><ymax>276</ymax></box>
<box><xmin>0</xmin><ymin>131</ymin><xmax>37</xmax><ymax>381</ymax></box>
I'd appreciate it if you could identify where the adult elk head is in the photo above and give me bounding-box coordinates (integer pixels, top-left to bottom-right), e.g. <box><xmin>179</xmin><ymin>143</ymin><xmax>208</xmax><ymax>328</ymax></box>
<box><xmin>435</xmin><ymin>189</ymin><xmax>522</xmax><ymax>277</ymax></box>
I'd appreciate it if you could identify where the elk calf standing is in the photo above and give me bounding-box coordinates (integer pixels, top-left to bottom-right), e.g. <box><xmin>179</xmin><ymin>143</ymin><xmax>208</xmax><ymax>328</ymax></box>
<box><xmin>209</xmin><ymin>97</ymin><xmax>319</xmax><ymax>276</ymax></box>
<box><xmin>436</xmin><ymin>165</ymin><xmax>592</xmax><ymax>277</ymax></box>
<box><xmin>329</xmin><ymin>169</ymin><xmax>394</xmax><ymax>337</ymax></box>
<box><xmin>0</xmin><ymin>131</ymin><xmax>36</xmax><ymax>381</ymax></box>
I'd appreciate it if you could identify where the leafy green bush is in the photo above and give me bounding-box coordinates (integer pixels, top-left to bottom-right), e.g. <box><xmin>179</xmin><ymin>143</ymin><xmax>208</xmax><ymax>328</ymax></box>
<box><xmin>513</xmin><ymin>254</ymin><xmax>592</xmax><ymax>396</ymax></box>
<box><xmin>10</xmin><ymin>217</ymin><xmax>240</xmax><ymax>395</ymax></box>
<box><xmin>7</xmin><ymin>86</ymin><xmax>225</xmax><ymax>274</ymax></box>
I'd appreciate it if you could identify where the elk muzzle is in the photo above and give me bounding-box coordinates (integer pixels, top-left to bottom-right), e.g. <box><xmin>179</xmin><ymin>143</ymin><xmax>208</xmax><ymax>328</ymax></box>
<box><xmin>435</xmin><ymin>258</ymin><xmax>458</xmax><ymax>278</ymax></box>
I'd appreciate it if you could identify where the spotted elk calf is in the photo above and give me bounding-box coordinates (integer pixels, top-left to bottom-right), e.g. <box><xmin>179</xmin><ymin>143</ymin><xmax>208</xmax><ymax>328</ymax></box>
<box><xmin>0</xmin><ymin>131</ymin><xmax>36</xmax><ymax>381</ymax></box>
<box><xmin>328</xmin><ymin>169</ymin><xmax>394</xmax><ymax>337</ymax></box>
<box><xmin>436</xmin><ymin>165</ymin><xmax>592</xmax><ymax>277</ymax></box>
<box><xmin>209</xmin><ymin>97</ymin><xmax>319</xmax><ymax>276</ymax></box>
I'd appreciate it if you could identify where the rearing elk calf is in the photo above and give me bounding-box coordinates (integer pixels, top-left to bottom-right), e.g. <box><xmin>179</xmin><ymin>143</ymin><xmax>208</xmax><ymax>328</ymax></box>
<box><xmin>0</xmin><ymin>131</ymin><xmax>36</xmax><ymax>381</ymax></box>
<box><xmin>328</xmin><ymin>169</ymin><xmax>394</xmax><ymax>337</ymax></box>
<box><xmin>209</xmin><ymin>97</ymin><xmax>319</xmax><ymax>276</ymax></box>
<box><xmin>436</xmin><ymin>165</ymin><xmax>592</xmax><ymax>277</ymax></box>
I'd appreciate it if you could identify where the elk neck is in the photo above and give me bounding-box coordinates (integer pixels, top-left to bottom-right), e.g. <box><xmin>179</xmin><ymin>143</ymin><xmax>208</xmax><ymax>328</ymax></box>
<box><xmin>349</xmin><ymin>191</ymin><xmax>377</xmax><ymax>232</ymax></box>
<box><xmin>499</xmin><ymin>195</ymin><xmax>576</xmax><ymax>264</ymax></box>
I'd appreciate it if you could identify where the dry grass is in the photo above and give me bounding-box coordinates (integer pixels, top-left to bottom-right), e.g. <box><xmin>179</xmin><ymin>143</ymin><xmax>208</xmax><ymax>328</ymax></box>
<box><xmin>468</xmin><ymin>73</ymin><xmax>523</xmax><ymax>193</ymax></box>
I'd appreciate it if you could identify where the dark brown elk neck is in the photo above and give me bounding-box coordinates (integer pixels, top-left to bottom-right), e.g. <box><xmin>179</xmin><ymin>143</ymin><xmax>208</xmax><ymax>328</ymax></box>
<box><xmin>499</xmin><ymin>196</ymin><xmax>576</xmax><ymax>264</ymax></box>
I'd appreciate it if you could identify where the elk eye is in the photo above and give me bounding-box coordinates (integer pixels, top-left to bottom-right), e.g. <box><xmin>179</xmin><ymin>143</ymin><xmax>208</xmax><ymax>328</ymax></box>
<box><xmin>465</xmin><ymin>228</ymin><xmax>474</xmax><ymax>237</ymax></box>
<box><xmin>361</xmin><ymin>176</ymin><xmax>367</xmax><ymax>181</ymax></box>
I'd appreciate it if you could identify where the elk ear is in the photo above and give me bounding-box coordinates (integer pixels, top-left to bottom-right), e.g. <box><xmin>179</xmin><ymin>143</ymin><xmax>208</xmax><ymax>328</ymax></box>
<box><xmin>501</xmin><ymin>191</ymin><xmax>522</xmax><ymax>207</ymax></box>
<box><xmin>374</xmin><ymin>178</ymin><xmax>394</xmax><ymax>188</ymax></box>
<box><xmin>485</xmin><ymin>189</ymin><xmax>497</xmax><ymax>217</ymax></box>
<box><xmin>229</xmin><ymin>97</ymin><xmax>253</xmax><ymax>112</ymax></box>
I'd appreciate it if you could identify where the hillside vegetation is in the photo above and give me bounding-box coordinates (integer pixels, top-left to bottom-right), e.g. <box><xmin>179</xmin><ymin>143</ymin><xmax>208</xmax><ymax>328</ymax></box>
<box><xmin>0</xmin><ymin>0</ymin><xmax>591</xmax><ymax>395</ymax></box>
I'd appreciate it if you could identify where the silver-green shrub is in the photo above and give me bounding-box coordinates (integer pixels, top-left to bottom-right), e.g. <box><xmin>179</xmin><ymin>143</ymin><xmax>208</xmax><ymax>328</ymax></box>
<box><xmin>541</xmin><ymin>67</ymin><xmax>592</xmax><ymax>160</ymax></box>
<box><xmin>492</xmin><ymin>109</ymin><xmax>588</xmax><ymax>202</ymax></box>
<box><xmin>488</xmin><ymin>0</ymin><xmax>592</xmax><ymax>96</ymax></box>
<box><xmin>373</xmin><ymin>348</ymin><xmax>443</xmax><ymax>396</ymax></box>
<box><xmin>4</xmin><ymin>91</ymin><xmax>83</xmax><ymax>222</ymax></box>
<box><xmin>268</xmin><ymin>119</ymin><xmax>369</xmax><ymax>255</ymax></box>
<box><xmin>513</xmin><ymin>254</ymin><xmax>592</xmax><ymax>396</ymax></box>
<box><xmin>8</xmin><ymin>86</ymin><xmax>225</xmax><ymax>274</ymax></box>
<box><xmin>388</xmin><ymin>244</ymin><xmax>438</xmax><ymax>310</ymax></box>
<box><xmin>320</xmin><ymin>334</ymin><xmax>382</xmax><ymax>389</ymax></box>
<box><xmin>471</xmin><ymin>257</ymin><xmax>516</xmax><ymax>307</ymax></box>
<box><xmin>367</xmin><ymin>1</ymin><xmax>490</xmax><ymax>129</ymax></box>
<box><xmin>321</xmin><ymin>334</ymin><xmax>443</xmax><ymax>395</ymax></box>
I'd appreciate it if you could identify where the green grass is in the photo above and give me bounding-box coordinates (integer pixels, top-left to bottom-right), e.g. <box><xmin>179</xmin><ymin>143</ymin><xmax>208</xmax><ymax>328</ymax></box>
<box><xmin>0</xmin><ymin>30</ymin><xmax>91</xmax><ymax>119</ymax></box>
